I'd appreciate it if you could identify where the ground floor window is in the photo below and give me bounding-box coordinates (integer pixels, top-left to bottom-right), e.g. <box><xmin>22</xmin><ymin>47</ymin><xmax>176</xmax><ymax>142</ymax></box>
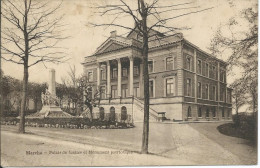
<box><xmin>206</xmin><ymin>109</ymin><xmax>210</xmax><ymax>118</ymax></box>
<box><xmin>121</xmin><ymin>106</ymin><xmax>127</xmax><ymax>120</ymax></box>
<box><xmin>100</xmin><ymin>86</ymin><xmax>106</xmax><ymax>99</ymax></box>
<box><xmin>198</xmin><ymin>107</ymin><xmax>202</xmax><ymax>118</ymax></box>
<box><xmin>134</xmin><ymin>83</ymin><xmax>140</xmax><ymax>97</ymax></box>
<box><xmin>187</xmin><ymin>106</ymin><xmax>192</xmax><ymax>118</ymax></box>
<box><xmin>222</xmin><ymin>107</ymin><xmax>225</xmax><ymax>118</ymax></box>
<box><xmin>212</xmin><ymin>107</ymin><xmax>216</xmax><ymax>118</ymax></box>
<box><xmin>110</xmin><ymin>107</ymin><xmax>115</xmax><ymax>121</ymax></box>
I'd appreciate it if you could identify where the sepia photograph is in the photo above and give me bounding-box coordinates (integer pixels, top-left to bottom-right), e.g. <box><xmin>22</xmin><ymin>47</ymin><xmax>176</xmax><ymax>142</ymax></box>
<box><xmin>0</xmin><ymin>0</ymin><xmax>258</xmax><ymax>167</ymax></box>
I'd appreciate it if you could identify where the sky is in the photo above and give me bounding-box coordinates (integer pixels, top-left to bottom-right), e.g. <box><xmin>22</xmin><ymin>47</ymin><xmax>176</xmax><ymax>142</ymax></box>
<box><xmin>1</xmin><ymin>0</ymin><xmax>257</xmax><ymax>85</ymax></box>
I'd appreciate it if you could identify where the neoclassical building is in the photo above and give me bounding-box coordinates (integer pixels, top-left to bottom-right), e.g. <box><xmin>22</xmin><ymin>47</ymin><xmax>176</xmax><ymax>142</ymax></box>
<box><xmin>82</xmin><ymin>29</ymin><xmax>232</xmax><ymax>122</ymax></box>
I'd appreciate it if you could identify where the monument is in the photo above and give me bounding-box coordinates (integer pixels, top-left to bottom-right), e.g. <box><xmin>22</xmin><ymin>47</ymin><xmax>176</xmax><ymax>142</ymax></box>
<box><xmin>27</xmin><ymin>69</ymin><xmax>72</xmax><ymax>118</ymax></box>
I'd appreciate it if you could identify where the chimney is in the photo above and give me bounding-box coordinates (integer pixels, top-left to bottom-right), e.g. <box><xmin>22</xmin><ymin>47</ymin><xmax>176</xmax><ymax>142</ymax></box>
<box><xmin>110</xmin><ymin>30</ymin><xmax>117</xmax><ymax>38</ymax></box>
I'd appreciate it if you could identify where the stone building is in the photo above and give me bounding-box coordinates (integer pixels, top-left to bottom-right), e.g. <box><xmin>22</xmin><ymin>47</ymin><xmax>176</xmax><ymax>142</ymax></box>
<box><xmin>82</xmin><ymin>29</ymin><xmax>232</xmax><ymax>122</ymax></box>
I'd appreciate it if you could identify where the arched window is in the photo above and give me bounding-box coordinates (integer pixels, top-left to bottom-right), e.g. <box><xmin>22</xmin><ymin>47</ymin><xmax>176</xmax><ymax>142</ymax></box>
<box><xmin>121</xmin><ymin>106</ymin><xmax>127</xmax><ymax>120</ymax></box>
<box><xmin>110</xmin><ymin>107</ymin><xmax>115</xmax><ymax>121</ymax></box>
<box><xmin>206</xmin><ymin>109</ymin><xmax>210</xmax><ymax>118</ymax></box>
<box><xmin>198</xmin><ymin>107</ymin><xmax>202</xmax><ymax>118</ymax></box>
<box><xmin>99</xmin><ymin>107</ymin><xmax>105</xmax><ymax>120</ymax></box>
<box><xmin>187</xmin><ymin>106</ymin><xmax>192</xmax><ymax>118</ymax></box>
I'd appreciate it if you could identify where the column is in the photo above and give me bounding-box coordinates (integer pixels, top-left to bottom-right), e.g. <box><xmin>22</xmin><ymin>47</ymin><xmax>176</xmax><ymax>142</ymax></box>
<box><xmin>117</xmin><ymin>59</ymin><xmax>122</xmax><ymax>97</ymax></box>
<box><xmin>106</xmin><ymin>61</ymin><xmax>111</xmax><ymax>97</ymax></box>
<box><xmin>97</xmin><ymin>63</ymin><xmax>100</xmax><ymax>86</ymax></box>
<box><xmin>139</xmin><ymin>63</ymin><xmax>143</xmax><ymax>98</ymax></box>
<box><xmin>129</xmin><ymin>57</ymin><xmax>134</xmax><ymax>96</ymax></box>
<box><xmin>48</xmin><ymin>69</ymin><xmax>56</xmax><ymax>96</ymax></box>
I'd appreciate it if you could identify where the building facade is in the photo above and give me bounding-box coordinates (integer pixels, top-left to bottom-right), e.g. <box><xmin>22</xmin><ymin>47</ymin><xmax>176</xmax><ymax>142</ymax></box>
<box><xmin>82</xmin><ymin>29</ymin><xmax>232</xmax><ymax>122</ymax></box>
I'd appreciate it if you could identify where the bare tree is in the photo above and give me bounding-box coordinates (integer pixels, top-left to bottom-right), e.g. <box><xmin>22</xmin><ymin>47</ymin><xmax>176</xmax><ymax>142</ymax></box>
<box><xmin>89</xmin><ymin>0</ymin><xmax>213</xmax><ymax>153</ymax></box>
<box><xmin>1</xmin><ymin>0</ymin><xmax>68</xmax><ymax>133</ymax></box>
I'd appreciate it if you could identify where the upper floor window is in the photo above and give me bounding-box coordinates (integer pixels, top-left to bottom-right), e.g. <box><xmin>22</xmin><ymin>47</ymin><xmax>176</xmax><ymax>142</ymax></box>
<box><xmin>211</xmin><ymin>66</ymin><xmax>216</xmax><ymax>79</ymax></box>
<box><xmin>197</xmin><ymin>60</ymin><xmax>202</xmax><ymax>74</ymax></box>
<box><xmin>187</xmin><ymin>78</ymin><xmax>192</xmax><ymax>96</ymax></box>
<box><xmin>166</xmin><ymin>78</ymin><xmax>174</xmax><ymax>96</ymax></box>
<box><xmin>134</xmin><ymin>66</ymin><xmax>139</xmax><ymax>76</ymax></box>
<box><xmin>205</xmin><ymin>84</ymin><xmax>209</xmax><ymax>99</ymax></box>
<box><xmin>186</xmin><ymin>57</ymin><xmax>191</xmax><ymax>71</ymax></box>
<box><xmin>212</xmin><ymin>86</ymin><xmax>216</xmax><ymax>101</ymax></box>
<box><xmin>227</xmin><ymin>90</ymin><xmax>231</xmax><ymax>103</ymax></box>
<box><xmin>205</xmin><ymin>63</ymin><xmax>209</xmax><ymax>77</ymax></box>
<box><xmin>148</xmin><ymin>60</ymin><xmax>153</xmax><ymax>73</ymax></box>
<box><xmin>112</xmin><ymin>68</ymin><xmax>117</xmax><ymax>79</ymax></box>
<box><xmin>101</xmin><ymin>69</ymin><xmax>106</xmax><ymax>80</ymax></box>
<box><xmin>198</xmin><ymin>82</ymin><xmax>202</xmax><ymax>98</ymax></box>
<box><xmin>122</xmin><ymin>68</ymin><xmax>128</xmax><ymax>77</ymax></box>
<box><xmin>166</xmin><ymin>57</ymin><xmax>173</xmax><ymax>70</ymax></box>
<box><xmin>220</xmin><ymin>69</ymin><xmax>226</xmax><ymax>82</ymax></box>
<box><xmin>149</xmin><ymin>80</ymin><xmax>154</xmax><ymax>97</ymax></box>
<box><xmin>88</xmin><ymin>71</ymin><xmax>93</xmax><ymax>82</ymax></box>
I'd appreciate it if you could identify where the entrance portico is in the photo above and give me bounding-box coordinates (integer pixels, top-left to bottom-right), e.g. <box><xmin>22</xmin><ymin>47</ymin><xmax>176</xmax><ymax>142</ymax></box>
<box><xmin>96</xmin><ymin>56</ymin><xmax>142</xmax><ymax>99</ymax></box>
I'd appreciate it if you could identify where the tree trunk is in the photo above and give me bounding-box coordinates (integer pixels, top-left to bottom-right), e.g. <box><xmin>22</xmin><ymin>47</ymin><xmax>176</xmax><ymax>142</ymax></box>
<box><xmin>19</xmin><ymin>66</ymin><xmax>28</xmax><ymax>133</ymax></box>
<box><xmin>19</xmin><ymin>0</ymin><xmax>29</xmax><ymax>134</ymax></box>
<box><xmin>140</xmin><ymin>0</ymin><xmax>149</xmax><ymax>154</ymax></box>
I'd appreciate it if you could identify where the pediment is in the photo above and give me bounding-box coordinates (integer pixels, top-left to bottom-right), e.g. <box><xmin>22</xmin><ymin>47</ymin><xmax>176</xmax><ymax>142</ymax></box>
<box><xmin>94</xmin><ymin>39</ymin><xmax>129</xmax><ymax>55</ymax></box>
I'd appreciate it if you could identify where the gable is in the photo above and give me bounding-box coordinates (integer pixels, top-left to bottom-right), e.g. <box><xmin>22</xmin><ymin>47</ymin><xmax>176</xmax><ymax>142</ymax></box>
<box><xmin>94</xmin><ymin>40</ymin><xmax>129</xmax><ymax>55</ymax></box>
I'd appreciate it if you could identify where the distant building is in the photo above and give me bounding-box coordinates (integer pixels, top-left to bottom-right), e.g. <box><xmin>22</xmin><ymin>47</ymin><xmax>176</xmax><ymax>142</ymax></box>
<box><xmin>82</xmin><ymin>28</ymin><xmax>232</xmax><ymax>122</ymax></box>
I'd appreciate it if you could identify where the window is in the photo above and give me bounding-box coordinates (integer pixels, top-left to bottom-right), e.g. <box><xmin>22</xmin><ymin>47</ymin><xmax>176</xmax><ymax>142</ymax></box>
<box><xmin>227</xmin><ymin>109</ymin><xmax>231</xmax><ymax>118</ymax></box>
<box><xmin>187</xmin><ymin>78</ymin><xmax>192</xmax><ymax>96</ymax></box>
<box><xmin>111</xmin><ymin>85</ymin><xmax>117</xmax><ymax>98</ymax></box>
<box><xmin>205</xmin><ymin>63</ymin><xmax>209</xmax><ymax>77</ymax></box>
<box><xmin>220</xmin><ymin>87</ymin><xmax>225</xmax><ymax>102</ymax></box>
<box><xmin>100</xmin><ymin>86</ymin><xmax>106</xmax><ymax>99</ymax></box>
<box><xmin>186</xmin><ymin>57</ymin><xmax>191</xmax><ymax>70</ymax></box>
<box><xmin>197</xmin><ymin>60</ymin><xmax>202</xmax><ymax>74</ymax></box>
<box><xmin>86</xmin><ymin>86</ymin><xmax>92</xmax><ymax>99</ymax></box>
<box><xmin>134</xmin><ymin>66</ymin><xmax>139</xmax><ymax>76</ymax></box>
<box><xmin>88</xmin><ymin>71</ymin><xmax>93</xmax><ymax>82</ymax></box>
<box><xmin>149</xmin><ymin>80</ymin><xmax>154</xmax><ymax>97</ymax></box>
<box><xmin>198</xmin><ymin>107</ymin><xmax>202</xmax><ymax>118</ymax></box>
<box><xmin>187</xmin><ymin>106</ymin><xmax>192</xmax><ymax>118</ymax></box>
<box><xmin>166</xmin><ymin>57</ymin><xmax>173</xmax><ymax>70</ymax></box>
<box><xmin>122</xmin><ymin>68</ymin><xmax>128</xmax><ymax>77</ymax></box>
<box><xmin>134</xmin><ymin>83</ymin><xmax>140</xmax><ymax>97</ymax></box>
<box><xmin>121</xmin><ymin>84</ymin><xmax>128</xmax><ymax>98</ymax></box>
<box><xmin>198</xmin><ymin>82</ymin><xmax>202</xmax><ymax>98</ymax></box>
<box><xmin>205</xmin><ymin>84</ymin><xmax>209</xmax><ymax>99</ymax></box>
<box><xmin>166</xmin><ymin>78</ymin><xmax>174</xmax><ymax>96</ymax></box>
<box><xmin>148</xmin><ymin>60</ymin><xmax>153</xmax><ymax>73</ymax></box>
<box><xmin>110</xmin><ymin>107</ymin><xmax>115</xmax><ymax>121</ymax></box>
<box><xmin>212</xmin><ymin>107</ymin><xmax>216</xmax><ymax>118</ymax></box>
<box><xmin>212</xmin><ymin>86</ymin><xmax>216</xmax><ymax>101</ymax></box>
<box><xmin>227</xmin><ymin>90</ymin><xmax>231</xmax><ymax>103</ymax></box>
<box><xmin>222</xmin><ymin>107</ymin><xmax>225</xmax><ymax>118</ymax></box>
<box><xmin>220</xmin><ymin>69</ymin><xmax>226</xmax><ymax>82</ymax></box>
<box><xmin>112</xmin><ymin>68</ymin><xmax>117</xmax><ymax>79</ymax></box>
<box><xmin>99</xmin><ymin>107</ymin><xmax>105</xmax><ymax>120</ymax></box>
<box><xmin>212</xmin><ymin>66</ymin><xmax>216</xmax><ymax>79</ymax></box>
<box><xmin>206</xmin><ymin>109</ymin><xmax>210</xmax><ymax>118</ymax></box>
<box><xmin>121</xmin><ymin>106</ymin><xmax>127</xmax><ymax>121</ymax></box>
<box><xmin>101</xmin><ymin>69</ymin><xmax>106</xmax><ymax>80</ymax></box>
